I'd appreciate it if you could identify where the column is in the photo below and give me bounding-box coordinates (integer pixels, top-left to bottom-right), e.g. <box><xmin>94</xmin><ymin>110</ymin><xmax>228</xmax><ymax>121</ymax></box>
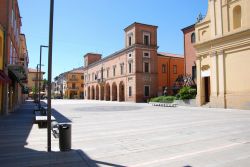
<box><xmin>2</xmin><ymin>83</ymin><xmax>9</xmax><ymax>115</ymax></box>
<box><xmin>210</xmin><ymin>51</ymin><xmax>218</xmax><ymax>106</ymax></box>
<box><xmin>216</xmin><ymin>0</ymin><xmax>223</xmax><ymax>36</ymax></box>
<box><xmin>210</xmin><ymin>0</ymin><xmax>216</xmax><ymax>37</ymax></box>
<box><xmin>196</xmin><ymin>57</ymin><xmax>202</xmax><ymax>106</ymax></box>
<box><xmin>218</xmin><ymin>50</ymin><xmax>226</xmax><ymax>108</ymax></box>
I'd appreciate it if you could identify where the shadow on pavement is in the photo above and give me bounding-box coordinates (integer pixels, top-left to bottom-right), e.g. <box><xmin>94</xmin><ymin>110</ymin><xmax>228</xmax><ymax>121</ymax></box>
<box><xmin>0</xmin><ymin>100</ymin><xmax>126</xmax><ymax>167</ymax></box>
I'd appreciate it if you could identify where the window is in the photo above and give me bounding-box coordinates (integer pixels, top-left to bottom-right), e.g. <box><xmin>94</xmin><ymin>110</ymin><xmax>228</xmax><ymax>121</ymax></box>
<box><xmin>107</xmin><ymin>69</ymin><xmax>109</xmax><ymax>78</ymax></box>
<box><xmin>144</xmin><ymin>62</ymin><xmax>150</xmax><ymax>73</ymax></box>
<box><xmin>81</xmin><ymin>84</ymin><xmax>84</xmax><ymax>88</ymax></box>
<box><xmin>144</xmin><ymin>86</ymin><xmax>150</xmax><ymax>97</ymax></box>
<box><xmin>233</xmin><ymin>5</ymin><xmax>242</xmax><ymax>29</ymax></box>
<box><xmin>120</xmin><ymin>64</ymin><xmax>124</xmax><ymax>75</ymax></box>
<box><xmin>162</xmin><ymin>64</ymin><xmax>166</xmax><ymax>73</ymax></box>
<box><xmin>129</xmin><ymin>62</ymin><xmax>132</xmax><ymax>73</ymax></box>
<box><xmin>143</xmin><ymin>51</ymin><xmax>150</xmax><ymax>58</ymax></box>
<box><xmin>173</xmin><ymin>65</ymin><xmax>177</xmax><ymax>74</ymax></box>
<box><xmin>144</xmin><ymin>35</ymin><xmax>150</xmax><ymax>45</ymax></box>
<box><xmin>192</xmin><ymin>66</ymin><xmax>197</xmax><ymax>80</ymax></box>
<box><xmin>113</xmin><ymin>66</ymin><xmax>116</xmax><ymax>76</ymax></box>
<box><xmin>72</xmin><ymin>83</ymin><xmax>76</xmax><ymax>89</ymax></box>
<box><xmin>81</xmin><ymin>75</ymin><xmax>84</xmax><ymax>80</ymax></box>
<box><xmin>128</xmin><ymin>53</ymin><xmax>132</xmax><ymax>58</ymax></box>
<box><xmin>191</xmin><ymin>32</ymin><xmax>196</xmax><ymax>43</ymax></box>
<box><xmin>129</xmin><ymin>86</ymin><xmax>132</xmax><ymax>97</ymax></box>
<box><xmin>72</xmin><ymin>75</ymin><xmax>76</xmax><ymax>79</ymax></box>
<box><xmin>128</xmin><ymin>36</ymin><xmax>132</xmax><ymax>46</ymax></box>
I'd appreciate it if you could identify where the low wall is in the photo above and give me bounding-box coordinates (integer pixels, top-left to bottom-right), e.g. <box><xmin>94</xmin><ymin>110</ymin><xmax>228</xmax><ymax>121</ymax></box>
<box><xmin>174</xmin><ymin>99</ymin><xmax>197</xmax><ymax>107</ymax></box>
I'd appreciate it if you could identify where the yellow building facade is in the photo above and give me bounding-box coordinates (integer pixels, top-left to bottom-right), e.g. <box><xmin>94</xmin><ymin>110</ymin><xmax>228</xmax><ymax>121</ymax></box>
<box><xmin>65</xmin><ymin>69</ymin><xmax>84</xmax><ymax>99</ymax></box>
<box><xmin>195</xmin><ymin>0</ymin><xmax>250</xmax><ymax>109</ymax></box>
<box><xmin>27</xmin><ymin>68</ymin><xmax>45</xmax><ymax>97</ymax></box>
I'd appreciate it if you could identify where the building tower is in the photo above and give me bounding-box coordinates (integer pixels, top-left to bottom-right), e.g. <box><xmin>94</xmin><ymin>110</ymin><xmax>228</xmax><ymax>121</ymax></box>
<box><xmin>124</xmin><ymin>23</ymin><xmax>159</xmax><ymax>102</ymax></box>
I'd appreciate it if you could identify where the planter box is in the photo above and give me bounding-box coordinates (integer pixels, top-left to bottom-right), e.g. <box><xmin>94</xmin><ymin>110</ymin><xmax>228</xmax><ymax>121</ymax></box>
<box><xmin>174</xmin><ymin>99</ymin><xmax>197</xmax><ymax>107</ymax></box>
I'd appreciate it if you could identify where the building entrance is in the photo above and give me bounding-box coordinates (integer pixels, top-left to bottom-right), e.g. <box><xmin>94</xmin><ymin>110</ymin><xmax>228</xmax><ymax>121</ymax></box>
<box><xmin>204</xmin><ymin>77</ymin><xmax>210</xmax><ymax>103</ymax></box>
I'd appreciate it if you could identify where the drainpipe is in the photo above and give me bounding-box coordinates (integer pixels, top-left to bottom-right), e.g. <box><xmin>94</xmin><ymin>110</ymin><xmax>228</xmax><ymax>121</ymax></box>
<box><xmin>168</xmin><ymin>57</ymin><xmax>171</xmax><ymax>94</ymax></box>
<box><xmin>2</xmin><ymin>0</ymin><xmax>10</xmax><ymax>115</ymax></box>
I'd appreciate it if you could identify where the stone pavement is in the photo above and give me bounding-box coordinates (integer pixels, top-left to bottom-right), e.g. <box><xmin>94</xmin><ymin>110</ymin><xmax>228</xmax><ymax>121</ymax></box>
<box><xmin>0</xmin><ymin>100</ymin><xmax>250</xmax><ymax>167</ymax></box>
<box><xmin>0</xmin><ymin>101</ymin><xmax>88</xmax><ymax>167</ymax></box>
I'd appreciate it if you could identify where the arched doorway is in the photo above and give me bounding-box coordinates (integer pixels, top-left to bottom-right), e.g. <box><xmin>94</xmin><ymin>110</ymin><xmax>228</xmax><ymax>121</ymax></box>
<box><xmin>91</xmin><ymin>85</ymin><xmax>95</xmax><ymax>100</ymax></box>
<box><xmin>112</xmin><ymin>82</ymin><xmax>117</xmax><ymax>101</ymax></box>
<box><xmin>119</xmin><ymin>81</ymin><xmax>125</xmax><ymax>102</ymax></box>
<box><xmin>105</xmin><ymin>83</ymin><xmax>110</xmax><ymax>101</ymax></box>
<box><xmin>100</xmin><ymin>85</ymin><xmax>104</xmax><ymax>100</ymax></box>
<box><xmin>87</xmin><ymin>86</ymin><xmax>90</xmax><ymax>99</ymax></box>
<box><xmin>96</xmin><ymin>85</ymin><xmax>99</xmax><ymax>100</ymax></box>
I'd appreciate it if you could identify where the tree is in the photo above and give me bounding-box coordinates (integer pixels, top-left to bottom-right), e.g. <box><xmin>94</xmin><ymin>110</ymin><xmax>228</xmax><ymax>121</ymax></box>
<box><xmin>42</xmin><ymin>79</ymin><xmax>48</xmax><ymax>91</ymax></box>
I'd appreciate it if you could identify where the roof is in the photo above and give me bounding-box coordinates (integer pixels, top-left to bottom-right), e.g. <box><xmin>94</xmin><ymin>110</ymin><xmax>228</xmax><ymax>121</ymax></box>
<box><xmin>28</xmin><ymin>68</ymin><xmax>45</xmax><ymax>73</ymax></box>
<box><xmin>84</xmin><ymin>53</ymin><xmax>102</xmax><ymax>58</ymax></box>
<box><xmin>181</xmin><ymin>24</ymin><xmax>195</xmax><ymax>32</ymax></box>
<box><xmin>124</xmin><ymin>22</ymin><xmax>158</xmax><ymax>31</ymax></box>
<box><xmin>66</xmin><ymin>67</ymin><xmax>84</xmax><ymax>74</ymax></box>
<box><xmin>70</xmin><ymin>69</ymin><xmax>84</xmax><ymax>74</ymax></box>
<box><xmin>158</xmin><ymin>52</ymin><xmax>184</xmax><ymax>58</ymax></box>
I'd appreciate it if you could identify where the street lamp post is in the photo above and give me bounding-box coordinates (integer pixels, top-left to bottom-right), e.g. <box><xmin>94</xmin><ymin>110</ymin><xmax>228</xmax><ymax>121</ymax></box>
<box><xmin>38</xmin><ymin>45</ymin><xmax>48</xmax><ymax>109</ymax></box>
<box><xmin>47</xmin><ymin>0</ymin><xmax>54</xmax><ymax>152</ymax></box>
<box><xmin>36</xmin><ymin>64</ymin><xmax>39</xmax><ymax>103</ymax></box>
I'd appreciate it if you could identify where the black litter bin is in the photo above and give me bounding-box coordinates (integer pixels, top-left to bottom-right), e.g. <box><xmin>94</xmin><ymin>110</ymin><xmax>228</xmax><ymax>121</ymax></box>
<box><xmin>59</xmin><ymin>123</ymin><xmax>71</xmax><ymax>151</ymax></box>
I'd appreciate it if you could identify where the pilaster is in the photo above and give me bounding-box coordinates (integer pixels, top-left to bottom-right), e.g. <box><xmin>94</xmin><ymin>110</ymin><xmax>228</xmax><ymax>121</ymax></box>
<box><xmin>196</xmin><ymin>57</ymin><xmax>202</xmax><ymax>106</ymax></box>
<box><xmin>210</xmin><ymin>0</ymin><xmax>216</xmax><ymax>38</ymax></box>
<box><xmin>217</xmin><ymin>0</ymin><xmax>223</xmax><ymax>36</ymax></box>
<box><xmin>210</xmin><ymin>51</ymin><xmax>218</xmax><ymax>103</ymax></box>
<box><xmin>217</xmin><ymin>50</ymin><xmax>226</xmax><ymax>108</ymax></box>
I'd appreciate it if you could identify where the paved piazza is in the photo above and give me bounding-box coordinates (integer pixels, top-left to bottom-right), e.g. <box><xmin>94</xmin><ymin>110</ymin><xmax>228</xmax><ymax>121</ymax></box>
<box><xmin>53</xmin><ymin>100</ymin><xmax>250</xmax><ymax>166</ymax></box>
<box><xmin>1</xmin><ymin>100</ymin><xmax>250</xmax><ymax>167</ymax></box>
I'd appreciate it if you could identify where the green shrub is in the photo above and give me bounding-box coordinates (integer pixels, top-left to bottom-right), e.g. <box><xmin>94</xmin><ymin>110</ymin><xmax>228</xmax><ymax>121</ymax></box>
<box><xmin>150</xmin><ymin>96</ymin><xmax>176</xmax><ymax>103</ymax></box>
<box><xmin>177</xmin><ymin>86</ymin><xmax>197</xmax><ymax>100</ymax></box>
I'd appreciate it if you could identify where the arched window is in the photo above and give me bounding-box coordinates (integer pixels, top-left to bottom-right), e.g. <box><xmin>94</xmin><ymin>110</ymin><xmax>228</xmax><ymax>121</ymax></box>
<box><xmin>191</xmin><ymin>32</ymin><xmax>196</xmax><ymax>43</ymax></box>
<box><xmin>233</xmin><ymin>5</ymin><xmax>242</xmax><ymax>29</ymax></box>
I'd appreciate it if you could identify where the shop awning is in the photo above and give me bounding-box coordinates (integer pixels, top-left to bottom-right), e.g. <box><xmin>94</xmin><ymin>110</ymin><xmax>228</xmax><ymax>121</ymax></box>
<box><xmin>0</xmin><ymin>70</ymin><xmax>11</xmax><ymax>84</ymax></box>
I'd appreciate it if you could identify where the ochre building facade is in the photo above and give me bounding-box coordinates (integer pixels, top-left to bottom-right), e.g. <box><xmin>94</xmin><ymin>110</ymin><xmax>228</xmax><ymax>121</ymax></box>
<box><xmin>195</xmin><ymin>0</ymin><xmax>250</xmax><ymax>109</ymax></box>
<box><xmin>64</xmin><ymin>68</ymin><xmax>84</xmax><ymax>99</ymax></box>
<box><xmin>0</xmin><ymin>0</ymin><xmax>29</xmax><ymax>114</ymax></box>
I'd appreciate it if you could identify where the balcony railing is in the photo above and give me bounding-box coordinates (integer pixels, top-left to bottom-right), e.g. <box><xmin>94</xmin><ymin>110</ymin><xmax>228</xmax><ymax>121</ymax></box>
<box><xmin>97</xmin><ymin>78</ymin><xmax>106</xmax><ymax>84</ymax></box>
<box><xmin>69</xmin><ymin>78</ymin><xmax>78</xmax><ymax>82</ymax></box>
<box><xmin>67</xmin><ymin>87</ymin><xmax>79</xmax><ymax>90</ymax></box>
<box><xmin>8</xmin><ymin>56</ymin><xmax>28</xmax><ymax>81</ymax></box>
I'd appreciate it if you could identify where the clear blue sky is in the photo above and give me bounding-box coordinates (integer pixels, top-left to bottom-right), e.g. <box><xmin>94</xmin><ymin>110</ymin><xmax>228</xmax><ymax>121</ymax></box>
<box><xmin>19</xmin><ymin>0</ymin><xmax>207</xmax><ymax>80</ymax></box>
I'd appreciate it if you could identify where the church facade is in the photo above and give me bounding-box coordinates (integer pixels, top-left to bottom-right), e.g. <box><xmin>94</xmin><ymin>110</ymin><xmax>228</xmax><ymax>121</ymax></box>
<box><xmin>195</xmin><ymin>0</ymin><xmax>250</xmax><ymax>109</ymax></box>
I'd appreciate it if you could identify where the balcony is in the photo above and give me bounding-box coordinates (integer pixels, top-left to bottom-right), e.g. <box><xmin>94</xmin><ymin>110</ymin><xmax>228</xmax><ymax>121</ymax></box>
<box><xmin>69</xmin><ymin>78</ymin><xmax>79</xmax><ymax>82</ymax></box>
<box><xmin>97</xmin><ymin>78</ymin><xmax>106</xmax><ymax>84</ymax></box>
<box><xmin>8</xmin><ymin>56</ymin><xmax>28</xmax><ymax>81</ymax></box>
